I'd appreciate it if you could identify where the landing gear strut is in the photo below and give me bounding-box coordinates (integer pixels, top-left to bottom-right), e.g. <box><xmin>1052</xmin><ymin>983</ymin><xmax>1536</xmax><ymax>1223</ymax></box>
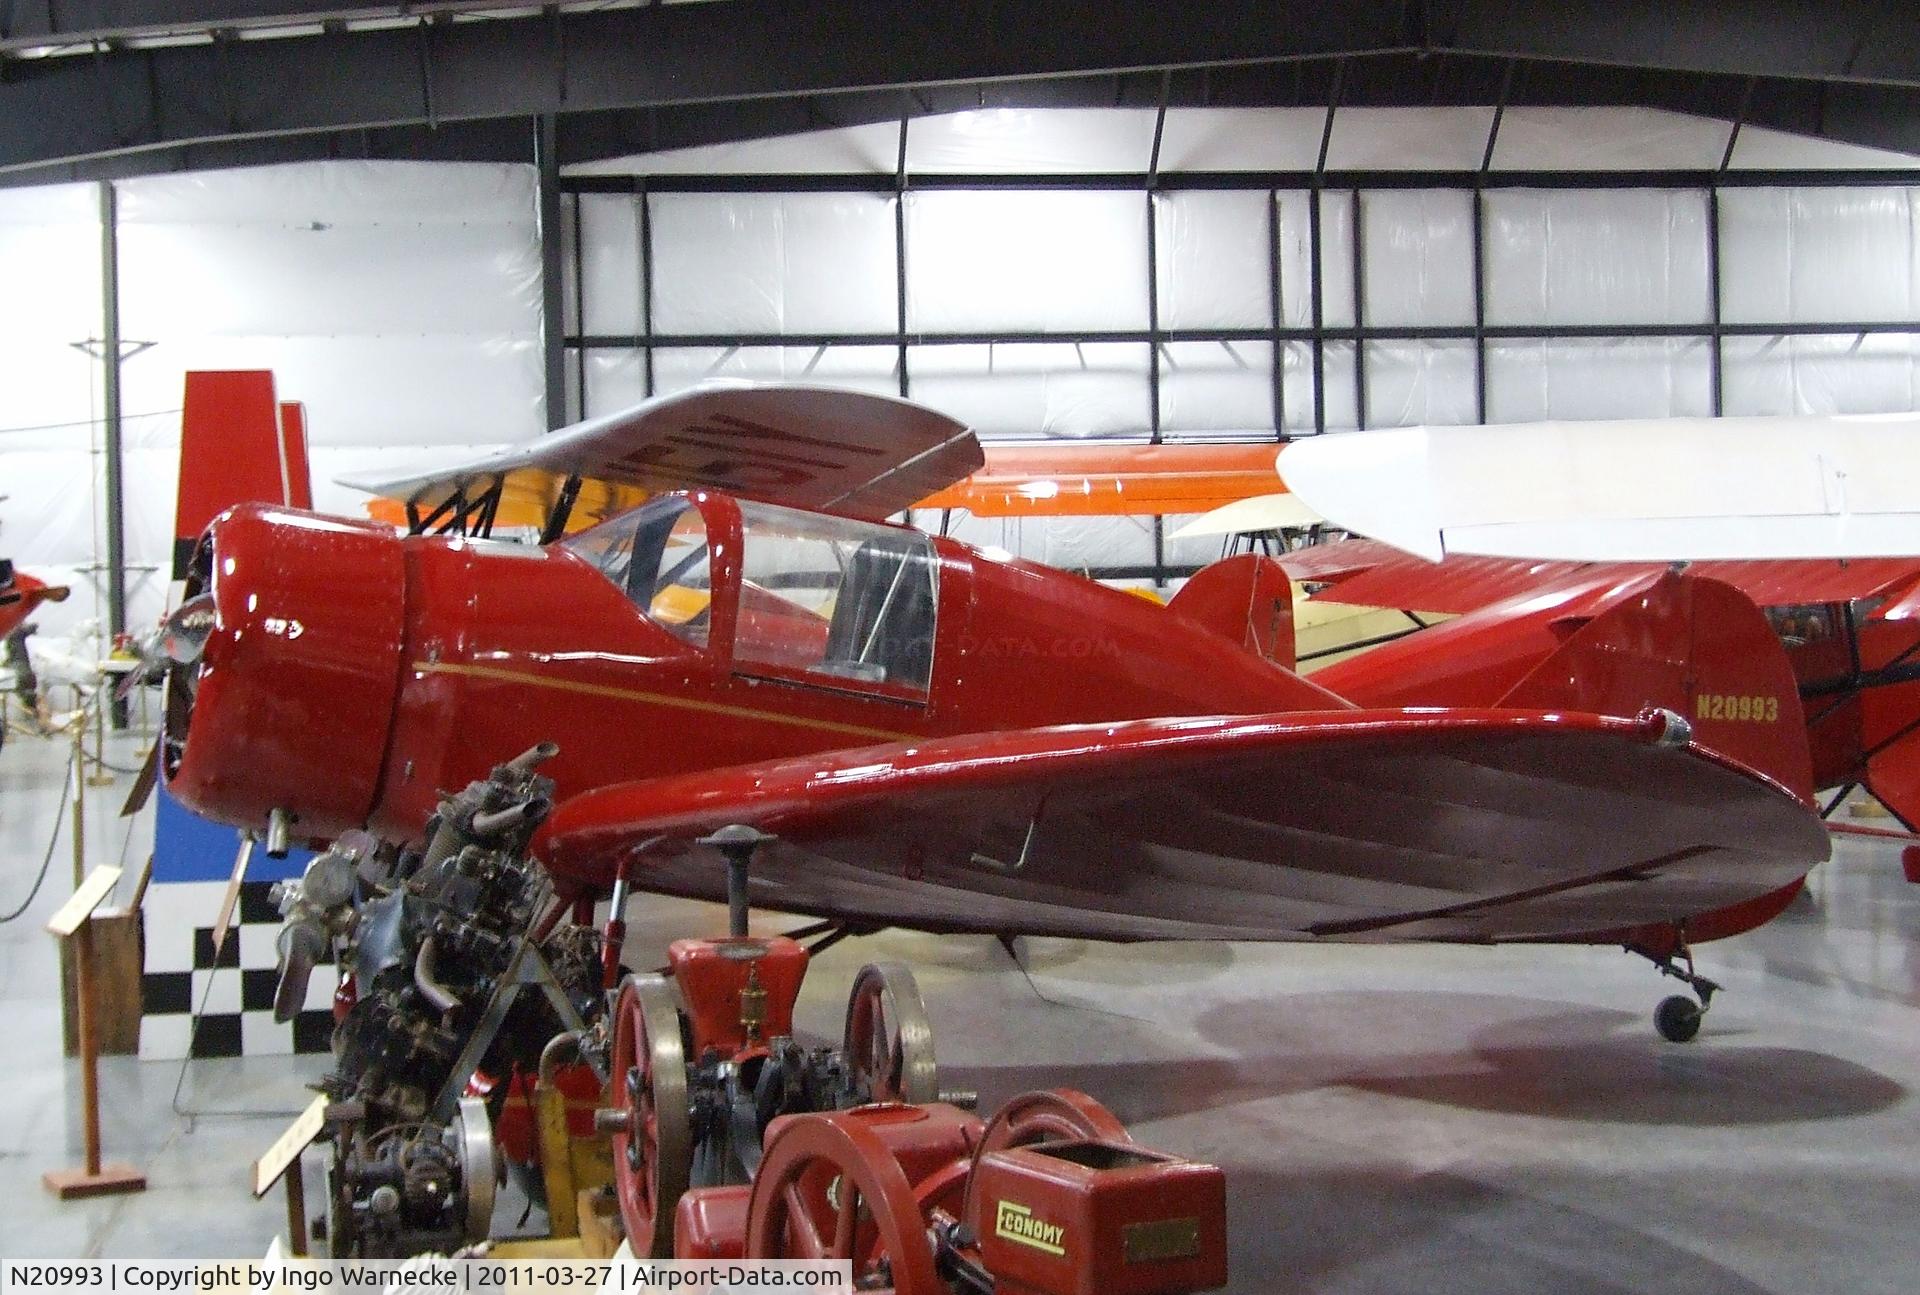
<box><xmin>1632</xmin><ymin>935</ymin><xmax>1721</xmax><ymax>1043</ymax></box>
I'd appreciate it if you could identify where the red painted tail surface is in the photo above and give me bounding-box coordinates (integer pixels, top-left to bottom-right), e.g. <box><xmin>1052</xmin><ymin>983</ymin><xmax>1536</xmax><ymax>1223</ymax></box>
<box><xmin>1499</xmin><ymin>570</ymin><xmax>1815</xmax><ymax>804</ymax></box>
<box><xmin>174</xmin><ymin>371</ymin><xmax>312</xmax><ymax>579</ymax></box>
<box><xmin>1167</xmin><ymin>554</ymin><xmax>1295</xmax><ymax>670</ymax></box>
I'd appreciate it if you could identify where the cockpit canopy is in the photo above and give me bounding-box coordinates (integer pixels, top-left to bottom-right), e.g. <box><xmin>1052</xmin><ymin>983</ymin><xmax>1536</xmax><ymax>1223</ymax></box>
<box><xmin>563</xmin><ymin>494</ymin><xmax>940</xmax><ymax>696</ymax></box>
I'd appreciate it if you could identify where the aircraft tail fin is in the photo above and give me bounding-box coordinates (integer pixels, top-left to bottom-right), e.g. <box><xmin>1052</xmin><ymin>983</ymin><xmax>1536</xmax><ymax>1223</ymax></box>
<box><xmin>1167</xmin><ymin>554</ymin><xmax>1295</xmax><ymax>671</ymax></box>
<box><xmin>1499</xmin><ymin>570</ymin><xmax>1815</xmax><ymax>804</ymax></box>
<box><xmin>174</xmin><ymin>371</ymin><xmax>313</xmax><ymax>579</ymax></box>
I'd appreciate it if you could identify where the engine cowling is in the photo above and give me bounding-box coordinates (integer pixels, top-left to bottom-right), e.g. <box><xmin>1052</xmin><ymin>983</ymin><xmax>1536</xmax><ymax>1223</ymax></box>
<box><xmin>164</xmin><ymin>503</ymin><xmax>407</xmax><ymax>839</ymax></box>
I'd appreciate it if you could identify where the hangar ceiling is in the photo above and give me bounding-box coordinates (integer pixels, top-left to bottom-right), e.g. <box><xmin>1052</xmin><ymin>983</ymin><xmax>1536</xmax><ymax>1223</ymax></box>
<box><xmin>3</xmin><ymin>0</ymin><xmax>1920</xmax><ymax>187</ymax></box>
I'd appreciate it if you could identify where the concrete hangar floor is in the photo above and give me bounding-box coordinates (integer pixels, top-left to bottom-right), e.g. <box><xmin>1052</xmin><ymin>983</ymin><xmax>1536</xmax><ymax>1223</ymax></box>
<box><xmin>0</xmin><ymin>725</ymin><xmax>1916</xmax><ymax>1293</ymax></box>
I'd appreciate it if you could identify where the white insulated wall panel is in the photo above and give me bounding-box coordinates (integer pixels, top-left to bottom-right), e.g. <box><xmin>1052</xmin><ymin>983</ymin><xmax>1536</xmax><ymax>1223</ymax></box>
<box><xmin>1722</xmin><ymin>333</ymin><xmax>1920</xmax><ymax>415</ymax></box>
<box><xmin>1485</xmin><ymin>189</ymin><xmax>1710</xmax><ymax>326</ymax></box>
<box><xmin>650</xmin><ymin>192</ymin><xmax>897</xmax><ymax>335</ymax></box>
<box><xmin>576</xmin><ymin>193</ymin><xmax>644</xmax><ymax>336</ymax></box>
<box><xmin>943</xmin><ymin>512</ymin><xmax>1160</xmax><ymax>573</ymax></box>
<box><xmin>0</xmin><ymin>183</ymin><xmax>105</xmax><ymax>637</ymax></box>
<box><xmin>1359</xmin><ymin>190</ymin><xmax>1475</xmax><ymax>327</ymax></box>
<box><xmin>1719</xmin><ymin>187</ymin><xmax>1920</xmax><ymax>324</ymax></box>
<box><xmin>1158</xmin><ymin>340</ymin><xmax>1275</xmax><ymax>436</ymax></box>
<box><xmin>584</xmin><ymin>349</ymin><xmax>651</xmax><ymax>416</ymax></box>
<box><xmin>1154</xmin><ymin>191</ymin><xmax>1271</xmax><ymax>329</ymax></box>
<box><xmin>1299</xmin><ymin>341</ymin><xmax>1360</xmax><ymax>433</ymax></box>
<box><xmin>116</xmin><ymin>162</ymin><xmax>544</xmax><ymax>452</ymax></box>
<box><xmin>1487</xmin><ymin>337</ymin><xmax>1714</xmax><ymax>421</ymax></box>
<box><xmin>1365</xmin><ymin>340</ymin><xmax>1478</xmax><ymax>428</ymax></box>
<box><xmin>649</xmin><ymin>345</ymin><xmax>900</xmax><ymax>402</ymax></box>
<box><xmin>906</xmin><ymin>190</ymin><xmax>1148</xmax><ymax>333</ymax></box>
<box><xmin>907</xmin><ymin>342</ymin><xmax>1151</xmax><ymax>439</ymax></box>
<box><xmin>1274</xmin><ymin>191</ymin><xmax>1355</xmax><ymax>330</ymax></box>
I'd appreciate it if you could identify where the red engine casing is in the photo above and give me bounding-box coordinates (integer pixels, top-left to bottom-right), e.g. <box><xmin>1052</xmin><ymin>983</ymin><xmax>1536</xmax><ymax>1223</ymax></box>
<box><xmin>668</xmin><ymin>936</ymin><xmax>809</xmax><ymax>1060</ymax></box>
<box><xmin>166</xmin><ymin>503</ymin><xmax>406</xmax><ymax>838</ymax></box>
<box><xmin>674</xmin><ymin>1185</ymin><xmax>752</xmax><ymax>1261</ymax></box>
<box><xmin>969</xmin><ymin>1140</ymin><xmax>1228</xmax><ymax>1295</ymax></box>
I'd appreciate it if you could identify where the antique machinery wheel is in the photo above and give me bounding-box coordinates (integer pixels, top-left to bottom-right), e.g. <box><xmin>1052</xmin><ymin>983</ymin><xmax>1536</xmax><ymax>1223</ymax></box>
<box><xmin>962</xmin><ymin>1089</ymin><xmax>1131</xmax><ymax>1235</ymax></box>
<box><xmin>609</xmin><ymin>973</ymin><xmax>692</xmax><ymax>1257</ymax></box>
<box><xmin>842</xmin><ymin>962</ymin><xmax>939</xmax><ymax>1105</ymax></box>
<box><xmin>977</xmin><ymin>1088</ymin><xmax>1130</xmax><ymax>1154</ymax></box>
<box><xmin>744</xmin><ymin>1113</ymin><xmax>942</xmax><ymax>1294</ymax></box>
<box><xmin>451</xmin><ymin>1095</ymin><xmax>499</xmax><ymax>1243</ymax></box>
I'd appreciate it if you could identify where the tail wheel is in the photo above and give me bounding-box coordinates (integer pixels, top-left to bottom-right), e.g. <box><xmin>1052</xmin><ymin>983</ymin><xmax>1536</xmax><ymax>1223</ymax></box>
<box><xmin>610</xmin><ymin>973</ymin><xmax>692</xmax><ymax>1257</ymax></box>
<box><xmin>744</xmin><ymin>1112</ymin><xmax>942</xmax><ymax>1295</ymax></box>
<box><xmin>842</xmin><ymin>962</ymin><xmax>938</xmax><ymax>1105</ymax></box>
<box><xmin>962</xmin><ymin>1089</ymin><xmax>1131</xmax><ymax>1235</ymax></box>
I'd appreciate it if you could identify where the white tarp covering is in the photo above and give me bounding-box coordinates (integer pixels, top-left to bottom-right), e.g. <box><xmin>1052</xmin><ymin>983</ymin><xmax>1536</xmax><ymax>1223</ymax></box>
<box><xmin>652</xmin><ymin>193</ymin><xmax>898</xmax><ymax>334</ymax></box>
<box><xmin>569</xmin><ymin>106</ymin><xmax>1920</xmax><ymax>179</ymax></box>
<box><xmin>0</xmin><ymin>183</ymin><xmax>106</xmax><ymax>640</ymax></box>
<box><xmin>906</xmin><ymin>190</ymin><xmax>1148</xmax><ymax>332</ymax></box>
<box><xmin>1720</xmin><ymin>187</ymin><xmax>1920</xmax><ymax>324</ymax></box>
<box><xmin>0</xmin><ymin>162</ymin><xmax>543</xmax><ymax>638</ymax></box>
<box><xmin>907</xmin><ymin>343</ymin><xmax>1151</xmax><ymax>439</ymax></box>
<box><xmin>1484</xmin><ymin>189</ymin><xmax>1711</xmax><ymax>326</ymax></box>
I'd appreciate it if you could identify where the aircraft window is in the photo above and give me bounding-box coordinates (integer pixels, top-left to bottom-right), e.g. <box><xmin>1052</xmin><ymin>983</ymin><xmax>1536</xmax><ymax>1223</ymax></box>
<box><xmin>563</xmin><ymin>496</ymin><xmax>713</xmax><ymax>647</ymax></box>
<box><xmin>735</xmin><ymin>500</ymin><xmax>938</xmax><ymax>694</ymax></box>
<box><xmin>1766</xmin><ymin>603</ymin><xmax>1835</xmax><ymax>648</ymax></box>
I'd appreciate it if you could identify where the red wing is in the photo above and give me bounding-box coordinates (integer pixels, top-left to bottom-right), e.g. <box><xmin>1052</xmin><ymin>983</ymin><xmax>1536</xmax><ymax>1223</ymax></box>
<box><xmin>538</xmin><ymin>709</ymin><xmax>1827</xmax><ymax>944</ymax></box>
<box><xmin>1270</xmin><ymin>537</ymin><xmax>1406</xmax><ymax>584</ymax></box>
<box><xmin>1305</xmin><ymin>551</ymin><xmax>1636</xmax><ymax>615</ymax></box>
<box><xmin>1280</xmin><ymin>540</ymin><xmax>1920</xmax><ymax>616</ymax></box>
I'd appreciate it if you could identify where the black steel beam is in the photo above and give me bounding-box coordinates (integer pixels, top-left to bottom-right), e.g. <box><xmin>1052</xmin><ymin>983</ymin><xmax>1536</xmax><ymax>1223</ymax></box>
<box><xmin>0</xmin><ymin>0</ymin><xmax>1421</xmax><ymax>176</ymax></box>
<box><xmin>563</xmin><ymin>167</ymin><xmax>1920</xmax><ymax>195</ymax></box>
<box><xmin>0</xmin><ymin>2</ymin><xmax>520</xmax><ymax>50</ymax></box>
<box><xmin>536</xmin><ymin>114</ymin><xmax>565</xmax><ymax>430</ymax></box>
<box><xmin>1439</xmin><ymin>0</ymin><xmax>1920</xmax><ymax>90</ymax></box>
<box><xmin>569</xmin><ymin>321</ymin><xmax>1920</xmax><ymax>349</ymax></box>
<box><xmin>99</xmin><ymin>178</ymin><xmax>126</xmax><ymax>722</ymax></box>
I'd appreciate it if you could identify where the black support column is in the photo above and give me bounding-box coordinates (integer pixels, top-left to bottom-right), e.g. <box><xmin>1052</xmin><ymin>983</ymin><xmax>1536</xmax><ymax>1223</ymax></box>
<box><xmin>99</xmin><ymin>179</ymin><xmax>128</xmax><ymax>727</ymax></box>
<box><xmin>536</xmin><ymin>114</ymin><xmax>567</xmax><ymax>430</ymax></box>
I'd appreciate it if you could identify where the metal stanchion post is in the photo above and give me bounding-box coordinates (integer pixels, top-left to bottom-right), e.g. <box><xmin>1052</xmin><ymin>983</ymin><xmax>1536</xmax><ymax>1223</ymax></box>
<box><xmin>69</xmin><ymin>717</ymin><xmax>86</xmax><ymax>888</ymax></box>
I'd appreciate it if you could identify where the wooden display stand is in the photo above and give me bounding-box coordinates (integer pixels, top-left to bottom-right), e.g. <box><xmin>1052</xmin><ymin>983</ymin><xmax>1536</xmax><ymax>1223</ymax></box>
<box><xmin>253</xmin><ymin>1095</ymin><xmax>327</xmax><ymax>1257</ymax></box>
<box><xmin>43</xmin><ymin>866</ymin><xmax>148</xmax><ymax>1200</ymax></box>
<box><xmin>59</xmin><ymin>908</ymin><xmax>142</xmax><ymax>1057</ymax></box>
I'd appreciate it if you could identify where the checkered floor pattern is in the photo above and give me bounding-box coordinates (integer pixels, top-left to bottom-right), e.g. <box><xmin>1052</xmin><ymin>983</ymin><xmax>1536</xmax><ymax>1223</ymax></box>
<box><xmin>140</xmin><ymin>879</ymin><xmax>337</xmax><ymax>1060</ymax></box>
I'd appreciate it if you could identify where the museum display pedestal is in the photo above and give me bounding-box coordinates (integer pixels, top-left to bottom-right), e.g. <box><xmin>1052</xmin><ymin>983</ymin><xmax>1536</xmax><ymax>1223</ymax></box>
<box><xmin>44</xmin><ymin>866</ymin><xmax>147</xmax><ymax>1202</ymax></box>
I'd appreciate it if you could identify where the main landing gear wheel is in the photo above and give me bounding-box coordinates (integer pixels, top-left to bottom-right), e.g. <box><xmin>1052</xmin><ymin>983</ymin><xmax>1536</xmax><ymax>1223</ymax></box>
<box><xmin>843</xmin><ymin>962</ymin><xmax>939</xmax><ymax>1105</ymax></box>
<box><xmin>1654</xmin><ymin>995</ymin><xmax>1705</xmax><ymax>1043</ymax></box>
<box><xmin>609</xmin><ymin>973</ymin><xmax>691</xmax><ymax>1257</ymax></box>
<box><xmin>1632</xmin><ymin>935</ymin><xmax>1719</xmax><ymax>1043</ymax></box>
<box><xmin>744</xmin><ymin>1113</ymin><xmax>942</xmax><ymax>1295</ymax></box>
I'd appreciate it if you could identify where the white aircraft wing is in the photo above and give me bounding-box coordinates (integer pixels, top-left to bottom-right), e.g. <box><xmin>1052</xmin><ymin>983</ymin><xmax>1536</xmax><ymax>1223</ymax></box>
<box><xmin>1279</xmin><ymin>414</ymin><xmax>1920</xmax><ymax>562</ymax></box>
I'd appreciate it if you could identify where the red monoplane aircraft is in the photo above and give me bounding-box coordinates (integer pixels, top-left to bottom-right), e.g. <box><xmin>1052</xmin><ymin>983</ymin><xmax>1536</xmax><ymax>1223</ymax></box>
<box><xmin>151</xmin><ymin>385</ymin><xmax>1829</xmax><ymax>1042</ymax></box>
<box><xmin>0</xmin><ymin>560</ymin><xmax>69</xmax><ymax>643</ymax></box>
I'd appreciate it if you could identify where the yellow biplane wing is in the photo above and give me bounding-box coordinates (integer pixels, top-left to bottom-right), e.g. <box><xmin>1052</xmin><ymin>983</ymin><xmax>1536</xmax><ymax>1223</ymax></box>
<box><xmin>342</xmin><ymin>382</ymin><xmax>983</xmax><ymax>534</ymax></box>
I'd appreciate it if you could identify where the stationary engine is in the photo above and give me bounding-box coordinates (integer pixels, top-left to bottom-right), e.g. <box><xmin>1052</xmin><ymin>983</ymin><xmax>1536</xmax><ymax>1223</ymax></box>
<box><xmin>270</xmin><ymin>742</ymin><xmax>604</xmax><ymax>1257</ymax></box>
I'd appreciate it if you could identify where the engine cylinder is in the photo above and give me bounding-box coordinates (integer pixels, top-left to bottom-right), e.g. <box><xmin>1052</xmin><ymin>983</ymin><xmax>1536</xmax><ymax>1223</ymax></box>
<box><xmin>165</xmin><ymin>503</ymin><xmax>407</xmax><ymax>838</ymax></box>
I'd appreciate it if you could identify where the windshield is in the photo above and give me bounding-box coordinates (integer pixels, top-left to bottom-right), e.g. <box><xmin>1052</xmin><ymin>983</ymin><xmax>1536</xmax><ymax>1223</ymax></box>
<box><xmin>735</xmin><ymin>501</ymin><xmax>939</xmax><ymax>694</ymax></box>
<box><xmin>562</xmin><ymin>495</ymin><xmax>713</xmax><ymax>647</ymax></box>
